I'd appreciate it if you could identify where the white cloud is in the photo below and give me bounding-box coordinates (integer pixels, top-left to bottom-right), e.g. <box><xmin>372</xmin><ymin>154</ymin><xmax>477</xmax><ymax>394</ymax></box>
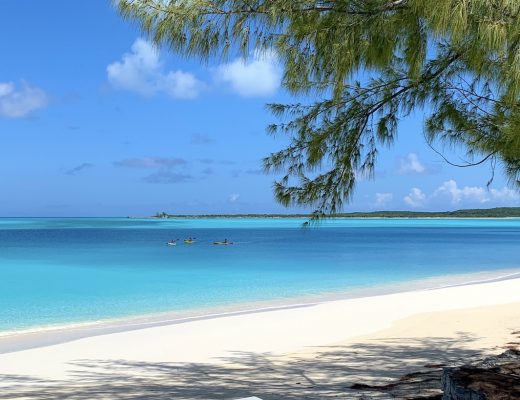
<box><xmin>489</xmin><ymin>187</ymin><xmax>520</xmax><ymax>202</ymax></box>
<box><xmin>434</xmin><ymin>179</ymin><xmax>520</xmax><ymax>205</ymax></box>
<box><xmin>107</xmin><ymin>39</ymin><xmax>202</xmax><ymax>99</ymax></box>
<box><xmin>374</xmin><ymin>192</ymin><xmax>393</xmax><ymax>207</ymax></box>
<box><xmin>163</xmin><ymin>70</ymin><xmax>200</xmax><ymax>99</ymax></box>
<box><xmin>0</xmin><ymin>81</ymin><xmax>49</xmax><ymax>118</ymax></box>
<box><xmin>404</xmin><ymin>188</ymin><xmax>427</xmax><ymax>208</ymax></box>
<box><xmin>401</xmin><ymin>180</ymin><xmax>519</xmax><ymax>210</ymax></box>
<box><xmin>228</xmin><ymin>193</ymin><xmax>240</xmax><ymax>203</ymax></box>
<box><xmin>215</xmin><ymin>51</ymin><xmax>281</xmax><ymax>97</ymax></box>
<box><xmin>398</xmin><ymin>153</ymin><xmax>426</xmax><ymax>174</ymax></box>
<box><xmin>434</xmin><ymin>180</ymin><xmax>486</xmax><ymax>204</ymax></box>
<box><xmin>107</xmin><ymin>39</ymin><xmax>159</xmax><ymax>96</ymax></box>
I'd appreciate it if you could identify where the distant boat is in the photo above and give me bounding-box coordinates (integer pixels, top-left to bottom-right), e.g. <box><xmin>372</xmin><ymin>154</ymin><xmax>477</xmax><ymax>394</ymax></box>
<box><xmin>167</xmin><ymin>242</ymin><xmax>177</xmax><ymax>246</ymax></box>
<box><xmin>184</xmin><ymin>239</ymin><xmax>196</xmax><ymax>244</ymax></box>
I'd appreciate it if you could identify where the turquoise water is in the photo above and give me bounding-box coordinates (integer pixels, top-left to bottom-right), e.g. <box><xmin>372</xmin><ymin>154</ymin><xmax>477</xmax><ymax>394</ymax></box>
<box><xmin>1</xmin><ymin>217</ymin><xmax>519</xmax><ymax>332</ymax></box>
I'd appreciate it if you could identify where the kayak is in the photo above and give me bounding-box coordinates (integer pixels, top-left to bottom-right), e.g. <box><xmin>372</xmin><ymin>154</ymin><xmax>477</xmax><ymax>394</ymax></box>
<box><xmin>184</xmin><ymin>239</ymin><xmax>196</xmax><ymax>244</ymax></box>
<box><xmin>213</xmin><ymin>241</ymin><xmax>233</xmax><ymax>245</ymax></box>
<box><xmin>167</xmin><ymin>242</ymin><xmax>177</xmax><ymax>246</ymax></box>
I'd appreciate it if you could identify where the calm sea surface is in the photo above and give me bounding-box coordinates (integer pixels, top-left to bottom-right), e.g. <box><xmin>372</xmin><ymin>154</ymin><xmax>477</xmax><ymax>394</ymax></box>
<box><xmin>1</xmin><ymin>217</ymin><xmax>519</xmax><ymax>332</ymax></box>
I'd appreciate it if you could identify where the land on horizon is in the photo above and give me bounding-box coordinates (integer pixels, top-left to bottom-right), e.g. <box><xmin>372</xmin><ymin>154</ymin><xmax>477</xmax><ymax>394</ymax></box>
<box><xmin>148</xmin><ymin>207</ymin><xmax>520</xmax><ymax>219</ymax></box>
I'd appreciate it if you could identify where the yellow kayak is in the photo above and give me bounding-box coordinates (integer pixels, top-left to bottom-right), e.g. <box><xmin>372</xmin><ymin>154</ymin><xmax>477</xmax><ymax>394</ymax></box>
<box><xmin>184</xmin><ymin>239</ymin><xmax>196</xmax><ymax>244</ymax></box>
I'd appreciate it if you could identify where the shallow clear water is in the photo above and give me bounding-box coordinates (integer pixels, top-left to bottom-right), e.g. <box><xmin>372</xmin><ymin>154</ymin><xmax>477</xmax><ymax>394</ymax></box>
<box><xmin>1</xmin><ymin>217</ymin><xmax>519</xmax><ymax>332</ymax></box>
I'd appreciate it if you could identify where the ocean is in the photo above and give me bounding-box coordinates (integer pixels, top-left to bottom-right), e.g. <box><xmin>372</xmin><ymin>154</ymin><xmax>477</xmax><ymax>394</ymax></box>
<box><xmin>1</xmin><ymin>217</ymin><xmax>519</xmax><ymax>333</ymax></box>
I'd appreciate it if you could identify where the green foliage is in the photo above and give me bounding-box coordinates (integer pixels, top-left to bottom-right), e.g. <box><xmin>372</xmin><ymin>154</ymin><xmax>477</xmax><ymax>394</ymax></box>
<box><xmin>118</xmin><ymin>0</ymin><xmax>520</xmax><ymax>217</ymax></box>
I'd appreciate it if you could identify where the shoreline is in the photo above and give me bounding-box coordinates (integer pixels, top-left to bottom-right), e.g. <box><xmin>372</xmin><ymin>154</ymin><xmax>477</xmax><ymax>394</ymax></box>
<box><xmin>0</xmin><ymin>276</ymin><xmax>519</xmax><ymax>387</ymax></box>
<box><xmin>2</xmin><ymin>267</ymin><xmax>520</xmax><ymax>354</ymax></box>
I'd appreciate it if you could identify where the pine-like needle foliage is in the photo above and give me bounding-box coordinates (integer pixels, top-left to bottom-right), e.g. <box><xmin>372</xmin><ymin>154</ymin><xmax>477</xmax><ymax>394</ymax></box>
<box><xmin>118</xmin><ymin>0</ymin><xmax>520</xmax><ymax>217</ymax></box>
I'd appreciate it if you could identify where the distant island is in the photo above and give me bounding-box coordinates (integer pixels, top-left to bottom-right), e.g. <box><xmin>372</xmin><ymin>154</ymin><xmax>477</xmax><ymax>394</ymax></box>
<box><xmin>148</xmin><ymin>207</ymin><xmax>520</xmax><ymax>219</ymax></box>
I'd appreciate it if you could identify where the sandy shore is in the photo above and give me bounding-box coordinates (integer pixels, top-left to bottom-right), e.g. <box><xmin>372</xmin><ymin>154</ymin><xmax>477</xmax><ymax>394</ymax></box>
<box><xmin>1</xmin><ymin>278</ymin><xmax>520</xmax><ymax>399</ymax></box>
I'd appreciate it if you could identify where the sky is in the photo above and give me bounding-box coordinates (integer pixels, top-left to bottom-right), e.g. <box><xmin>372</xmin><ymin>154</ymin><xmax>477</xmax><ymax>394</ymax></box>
<box><xmin>0</xmin><ymin>1</ymin><xmax>519</xmax><ymax>216</ymax></box>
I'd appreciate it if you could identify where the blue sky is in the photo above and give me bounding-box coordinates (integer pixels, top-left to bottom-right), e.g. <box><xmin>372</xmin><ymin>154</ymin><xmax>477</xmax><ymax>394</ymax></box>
<box><xmin>0</xmin><ymin>1</ymin><xmax>518</xmax><ymax>216</ymax></box>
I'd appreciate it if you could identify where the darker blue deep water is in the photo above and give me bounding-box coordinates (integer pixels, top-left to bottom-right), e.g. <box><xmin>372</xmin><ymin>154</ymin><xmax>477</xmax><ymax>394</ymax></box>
<box><xmin>0</xmin><ymin>218</ymin><xmax>519</xmax><ymax>331</ymax></box>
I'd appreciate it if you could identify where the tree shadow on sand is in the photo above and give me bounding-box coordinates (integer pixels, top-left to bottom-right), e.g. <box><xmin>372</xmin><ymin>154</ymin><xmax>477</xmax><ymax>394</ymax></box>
<box><xmin>0</xmin><ymin>333</ymin><xmax>495</xmax><ymax>399</ymax></box>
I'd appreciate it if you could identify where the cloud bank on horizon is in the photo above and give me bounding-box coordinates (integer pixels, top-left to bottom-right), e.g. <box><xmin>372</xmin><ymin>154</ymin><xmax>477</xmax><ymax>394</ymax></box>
<box><xmin>400</xmin><ymin>180</ymin><xmax>520</xmax><ymax>209</ymax></box>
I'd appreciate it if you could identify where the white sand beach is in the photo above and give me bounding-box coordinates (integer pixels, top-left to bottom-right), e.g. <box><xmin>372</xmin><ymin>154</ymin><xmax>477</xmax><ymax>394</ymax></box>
<box><xmin>1</xmin><ymin>277</ymin><xmax>520</xmax><ymax>399</ymax></box>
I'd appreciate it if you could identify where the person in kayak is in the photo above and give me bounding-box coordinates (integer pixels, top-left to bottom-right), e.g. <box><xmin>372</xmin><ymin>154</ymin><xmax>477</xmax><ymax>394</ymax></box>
<box><xmin>213</xmin><ymin>238</ymin><xmax>233</xmax><ymax>245</ymax></box>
